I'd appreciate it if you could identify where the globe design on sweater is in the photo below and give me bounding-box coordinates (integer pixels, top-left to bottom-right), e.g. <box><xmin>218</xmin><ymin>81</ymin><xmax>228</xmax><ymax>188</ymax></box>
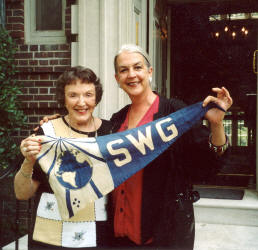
<box><xmin>54</xmin><ymin>149</ymin><xmax>92</xmax><ymax>190</ymax></box>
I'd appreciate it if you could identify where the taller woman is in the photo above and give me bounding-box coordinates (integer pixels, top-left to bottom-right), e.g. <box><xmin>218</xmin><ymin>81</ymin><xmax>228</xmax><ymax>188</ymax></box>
<box><xmin>109</xmin><ymin>44</ymin><xmax>233</xmax><ymax>250</ymax></box>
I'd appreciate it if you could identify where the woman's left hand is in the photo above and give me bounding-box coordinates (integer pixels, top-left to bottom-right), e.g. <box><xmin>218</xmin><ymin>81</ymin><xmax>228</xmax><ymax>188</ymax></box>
<box><xmin>203</xmin><ymin>87</ymin><xmax>233</xmax><ymax>125</ymax></box>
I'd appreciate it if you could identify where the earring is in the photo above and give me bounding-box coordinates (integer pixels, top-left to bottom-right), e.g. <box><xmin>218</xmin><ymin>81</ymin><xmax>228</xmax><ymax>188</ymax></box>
<box><xmin>149</xmin><ymin>77</ymin><xmax>152</xmax><ymax>83</ymax></box>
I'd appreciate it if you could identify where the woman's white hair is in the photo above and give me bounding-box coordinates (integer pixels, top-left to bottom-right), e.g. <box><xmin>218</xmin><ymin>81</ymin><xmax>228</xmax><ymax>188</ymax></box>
<box><xmin>114</xmin><ymin>44</ymin><xmax>152</xmax><ymax>73</ymax></box>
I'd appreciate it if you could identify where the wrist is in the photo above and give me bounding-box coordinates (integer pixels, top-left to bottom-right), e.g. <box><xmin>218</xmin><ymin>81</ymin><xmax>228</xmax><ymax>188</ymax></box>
<box><xmin>20</xmin><ymin>159</ymin><xmax>34</xmax><ymax>175</ymax></box>
<box><xmin>209</xmin><ymin>134</ymin><xmax>229</xmax><ymax>154</ymax></box>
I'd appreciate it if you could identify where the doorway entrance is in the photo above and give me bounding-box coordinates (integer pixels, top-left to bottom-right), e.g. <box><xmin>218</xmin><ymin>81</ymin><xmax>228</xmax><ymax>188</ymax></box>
<box><xmin>169</xmin><ymin>0</ymin><xmax>257</xmax><ymax>190</ymax></box>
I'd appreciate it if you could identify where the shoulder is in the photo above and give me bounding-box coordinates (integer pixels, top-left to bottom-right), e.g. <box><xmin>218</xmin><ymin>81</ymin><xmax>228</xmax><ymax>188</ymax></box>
<box><xmin>110</xmin><ymin>105</ymin><xmax>130</xmax><ymax>123</ymax></box>
<box><xmin>158</xmin><ymin>95</ymin><xmax>187</xmax><ymax>115</ymax></box>
<box><xmin>98</xmin><ymin>119</ymin><xmax>113</xmax><ymax>136</ymax></box>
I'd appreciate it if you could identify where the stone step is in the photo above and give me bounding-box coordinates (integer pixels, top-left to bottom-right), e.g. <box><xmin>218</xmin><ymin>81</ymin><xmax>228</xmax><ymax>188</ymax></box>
<box><xmin>194</xmin><ymin>189</ymin><xmax>258</xmax><ymax>226</ymax></box>
<box><xmin>194</xmin><ymin>223</ymin><xmax>258</xmax><ymax>250</ymax></box>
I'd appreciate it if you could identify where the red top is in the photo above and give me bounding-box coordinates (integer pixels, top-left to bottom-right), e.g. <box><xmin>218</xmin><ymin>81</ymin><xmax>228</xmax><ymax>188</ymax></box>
<box><xmin>112</xmin><ymin>95</ymin><xmax>159</xmax><ymax>245</ymax></box>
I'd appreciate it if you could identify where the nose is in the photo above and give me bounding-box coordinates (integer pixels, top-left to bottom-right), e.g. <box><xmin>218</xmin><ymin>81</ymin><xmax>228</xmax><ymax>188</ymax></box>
<box><xmin>128</xmin><ymin>68</ymin><xmax>136</xmax><ymax>78</ymax></box>
<box><xmin>77</xmin><ymin>95</ymin><xmax>86</xmax><ymax>106</ymax></box>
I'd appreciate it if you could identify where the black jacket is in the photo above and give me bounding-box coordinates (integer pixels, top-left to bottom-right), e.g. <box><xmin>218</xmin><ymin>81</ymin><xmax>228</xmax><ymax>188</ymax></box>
<box><xmin>109</xmin><ymin>95</ymin><xmax>219</xmax><ymax>249</ymax></box>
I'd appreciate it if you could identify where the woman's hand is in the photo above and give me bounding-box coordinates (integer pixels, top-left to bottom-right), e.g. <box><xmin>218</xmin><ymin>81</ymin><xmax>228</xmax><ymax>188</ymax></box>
<box><xmin>33</xmin><ymin>114</ymin><xmax>61</xmax><ymax>131</ymax></box>
<box><xmin>203</xmin><ymin>87</ymin><xmax>233</xmax><ymax>125</ymax></box>
<box><xmin>20</xmin><ymin>135</ymin><xmax>42</xmax><ymax>164</ymax></box>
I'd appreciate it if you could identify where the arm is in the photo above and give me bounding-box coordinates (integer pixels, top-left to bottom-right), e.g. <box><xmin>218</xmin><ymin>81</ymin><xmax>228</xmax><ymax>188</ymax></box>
<box><xmin>203</xmin><ymin>87</ymin><xmax>233</xmax><ymax>155</ymax></box>
<box><xmin>14</xmin><ymin>135</ymin><xmax>42</xmax><ymax>200</ymax></box>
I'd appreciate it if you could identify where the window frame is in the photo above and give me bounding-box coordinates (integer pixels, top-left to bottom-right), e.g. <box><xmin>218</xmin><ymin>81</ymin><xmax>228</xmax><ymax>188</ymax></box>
<box><xmin>24</xmin><ymin>0</ymin><xmax>66</xmax><ymax>45</ymax></box>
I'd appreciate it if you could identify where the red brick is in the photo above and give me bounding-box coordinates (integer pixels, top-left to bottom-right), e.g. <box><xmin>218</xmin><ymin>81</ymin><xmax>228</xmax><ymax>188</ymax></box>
<box><xmin>6</xmin><ymin>10</ymin><xmax>12</xmax><ymax>16</ymax></box>
<box><xmin>39</xmin><ymin>60</ymin><xmax>49</xmax><ymax>66</ymax></box>
<box><xmin>37</xmin><ymin>67</ymin><xmax>53</xmax><ymax>73</ymax></box>
<box><xmin>40</xmin><ymin>75</ymin><xmax>50</xmax><ymax>80</ymax></box>
<box><xmin>54</xmin><ymin>66</ymin><xmax>70</xmax><ymax>72</ymax></box>
<box><xmin>29</xmin><ymin>60</ymin><xmax>38</xmax><ymax>66</ymax></box>
<box><xmin>59</xmin><ymin>59</ymin><xmax>70</xmax><ymax>65</ymax></box>
<box><xmin>19</xmin><ymin>45</ymin><xmax>28</xmax><ymax>51</ymax></box>
<box><xmin>17</xmin><ymin>66</ymin><xmax>34</xmax><ymax>72</ymax></box>
<box><xmin>49</xmin><ymin>102</ymin><xmax>59</xmax><ymax>108</ymax></box>
<box><xmin>50</xmin><ymin>60</ymin><xmax>59</xmax><ymax>65</ymax></box>
<box><xmin>35</xmin><ymin>52</ymin><xmax>54</xmax><ymax>58</ymax></box>
<box><xmin>39</xmin><ymin>102</ymin><xmax>49</xmax><ymax>108</ymax></box>
<box><xmin>6</xmin><ymin>1</ymin><xmax>24</xmax><ymax>10</ymax></box>
<box><xmin>50</xmin><ymin>74</ymin><xmax>59</xmax><ymax>80</ymax></box>
<box><xmin>13</xmin><ymin>10</ymin><xmax>24</xmax><ymax>16</ymax></box>
<box><xmin>19</xmin><ymin>95</ymin><xmax>33</xmax><ymax>101</ymax></box>
<box><xmin>29</xmin><ymin>75</ymin><xmax>39</xmax><ymax>80</ymax></box>
<box><xmin>34</xmin><ymin>95</ymin><xmax>53</xmax><ymax>101</ymax></box>
<box><xmin>28</xmin><ymin>116</ymin><xmax>39</xmax><ymax>123</ymax></box>
<box><xmin>19</xmin><ymin>60</ymin><xmax>29</xmax><ymax>65</ymax></box>
<box><xmin>20</xmin><ymin>81</ymin><xmax>33</xmax><ymax>87</ymax></box>
<box><xmin>15</xmin><ymin>52</ymin><xmax>33</xmax><ymax>59</ymax></box>
<box><xmin>30</xmin><ymin>45</ymin><xmax>38</xmax><ymax>51</ymax></box>
<box><xmin>59</xmin><ymin>44</ymin><xmax>70</xmax><ymax>50</ymax></box>
<box><xmin>39</xmin><ymin>88</ymin><xmax>48</xmax><ymax>94</ymax></box>
<box><xmin>18</xmin><ymin>75</ymin><xmax>29</xmax><ymax>80</ymax></box>
<box><xmin>40</xmin><ymin>45</ymin><xmax>58</xmax><ymax>51</ymax></box>
<box><xmin>54</xmin><ymin>52</ymin><xmax>71</xmax><ymax>58</ymax></box>
<box><xmin>10</xmin><ymin>31</ymin><xmax>24</xmax><ymax>38</ymax></box>
<box><xmin>13</xmin><ymin>23</ymin><xmax>24</xmax><ymax>30</ymax></box>
<box><xmin>35</xmin><ymin>81</ymin><xmax>53</xmax><ymax>87</ymax></box>
<box><xmin>7</xmin><ymin>16</ymin><xmax>24</xmax><ymax>23</ymax></box>
<box><xmin>29</xmin><ymin>88</ymin><xmax>38</xmax><ymax>94</ymax></box>
<box><xmin>20</xmin><ymin>88</ymin><xmax>28</xmax><ymax>94</ymax></box>
<box><xmin>5</xmin><ymin>23</ymin><xmax>13</xmax><ymax>30</ymax></box>
<box><xmin>50</xmin><ymin>88</ymin><xmax>56</xmax><ymax>94</ymax></box>
<box><xmin>29</xmin><ymin>102</ymin><xmax>38</xmax><ymax>108</ymax></box>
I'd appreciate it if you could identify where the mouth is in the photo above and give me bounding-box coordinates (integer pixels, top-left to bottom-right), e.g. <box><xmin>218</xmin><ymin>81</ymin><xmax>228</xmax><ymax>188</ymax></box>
<box><xmin>74</xmin><ymin>108</ymin><xmax>88</xmax><ymax>114</ymax></box>
<box><xmin>127</xmin><ymin>82</ymin><xmax>139</xmax><ymax>87</ymax></box>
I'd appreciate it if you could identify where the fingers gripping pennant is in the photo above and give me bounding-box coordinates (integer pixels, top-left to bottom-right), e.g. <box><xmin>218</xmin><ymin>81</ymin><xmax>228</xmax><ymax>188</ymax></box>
<box><xmin>36</xmin><ymin>102</ymin><xmax>224</xmax><ymax>219</ymax></box>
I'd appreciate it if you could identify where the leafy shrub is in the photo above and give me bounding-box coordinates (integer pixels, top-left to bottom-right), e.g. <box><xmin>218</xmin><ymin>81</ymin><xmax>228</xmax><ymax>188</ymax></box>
<box><xmin>0</xmin><ymin>27</ymin><xmax>27</xmax><ymax>170</ymax></box>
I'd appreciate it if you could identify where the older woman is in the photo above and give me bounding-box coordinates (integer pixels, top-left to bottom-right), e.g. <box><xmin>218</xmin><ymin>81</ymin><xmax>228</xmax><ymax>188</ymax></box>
<box><xmin>14</xmin><ymin>66</ymin><xmax>112</xmax><ymax>250</ymax></box>
<box><xmin>108</xmin><ymin>44</ymin><xmax>233</xmax><ymax>249</ymax></box>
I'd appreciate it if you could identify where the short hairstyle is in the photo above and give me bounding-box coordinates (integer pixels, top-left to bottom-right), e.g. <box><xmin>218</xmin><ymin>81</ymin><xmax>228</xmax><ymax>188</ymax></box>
<box><xmin>55</xmin><ymin>66</ymin><xmax>103</xmax><ymax>107</ymax></box>
<box><xmin>114</xmin><ymin>44</ymin><xmax>152</xmax><ymax>73</ymax></box>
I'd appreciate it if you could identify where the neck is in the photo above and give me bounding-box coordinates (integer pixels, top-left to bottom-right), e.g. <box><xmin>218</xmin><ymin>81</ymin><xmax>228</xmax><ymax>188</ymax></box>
<box><xmin>66</xmin><ymin>115</ymin><xmax>96</xmax><ymax>133</ymax></box>
<box><xmin>130</xmin><ymin>89</ymin><xmax>157</xmax><ymax>111</ymax></box>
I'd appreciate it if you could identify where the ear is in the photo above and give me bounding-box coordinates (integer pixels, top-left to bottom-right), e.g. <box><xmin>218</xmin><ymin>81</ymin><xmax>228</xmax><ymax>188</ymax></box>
<box><xmin>115</xmin><ymin>74</ymin><xmax>121</xmax><ymax>88</ymax></box>
<box><xmin>115</xmin><ymin>73</ymin><xmax>119</xmax><ymax>83</ymax></box>
<box><xmin>148</xmin><ymin>66</ymin><xmax>153</xmax><ymax>76</ymax></box>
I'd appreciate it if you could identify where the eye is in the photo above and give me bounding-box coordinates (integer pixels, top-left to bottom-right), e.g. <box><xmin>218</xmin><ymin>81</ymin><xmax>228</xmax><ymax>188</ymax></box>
<box><xmin>120</xmin><ymin>68</ymin><xmax>127</xmax><ymax>73</ymax></box>
<box><xmin>68</xmin><ymin>93</ymin><xmax>77</xmax><ymax>98</ymax></box>
<box><xmin>135</xmin><ymin>66</ymin><xmax>142</xmax><ymax>70</ymax></box>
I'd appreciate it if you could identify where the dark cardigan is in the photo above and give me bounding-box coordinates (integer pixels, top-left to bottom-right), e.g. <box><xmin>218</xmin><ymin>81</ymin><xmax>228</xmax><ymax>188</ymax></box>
<box><xmin>109</xmin><ymin>95</ymin><xmax>220</xmax><ymax>249</ymax></box>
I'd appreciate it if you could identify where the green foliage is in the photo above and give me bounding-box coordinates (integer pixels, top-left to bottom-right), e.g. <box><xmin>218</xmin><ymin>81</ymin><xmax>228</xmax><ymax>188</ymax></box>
<box><xmin>0</xmin><ymin>27</ymin><xmax>27</xmax><ymax>169</ymax></box>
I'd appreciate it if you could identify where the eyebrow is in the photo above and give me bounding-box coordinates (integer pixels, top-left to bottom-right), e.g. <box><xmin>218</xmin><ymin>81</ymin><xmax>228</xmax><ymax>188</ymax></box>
<box><xmin>118</xmin><ymin>61</ymin><xmax>143</xmax><ymax>69</ymax></box>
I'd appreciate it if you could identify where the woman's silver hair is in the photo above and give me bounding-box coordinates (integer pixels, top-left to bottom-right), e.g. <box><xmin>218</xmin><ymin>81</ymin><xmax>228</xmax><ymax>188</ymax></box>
<box><xmin>114</xmin><ymin>44</ymin><xmax>152</xmax><ymax>73</ymax></box>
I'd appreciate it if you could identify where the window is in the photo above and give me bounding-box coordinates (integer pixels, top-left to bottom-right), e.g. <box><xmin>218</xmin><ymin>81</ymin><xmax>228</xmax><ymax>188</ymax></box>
<box><xmin>222</xmin><ymin>111</ymin><xmax>249</xmax><ymax>147</ymax></box>
<box><xmin>25</xmin><ymin>0</ymin><xmax>66</xmax><ymax>44</ymax></box>
<box><xmin>0</xmin><ymin>0</ymin><xmax>5</xmax><ymax>27</ymax></box>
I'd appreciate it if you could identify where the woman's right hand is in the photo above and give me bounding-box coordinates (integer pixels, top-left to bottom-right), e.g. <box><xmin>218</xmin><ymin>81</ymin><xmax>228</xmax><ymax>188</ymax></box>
<box><xmin>20</xmin><ymin>135</ymin><xmax>42</xmax><ymax>164</ymax></box>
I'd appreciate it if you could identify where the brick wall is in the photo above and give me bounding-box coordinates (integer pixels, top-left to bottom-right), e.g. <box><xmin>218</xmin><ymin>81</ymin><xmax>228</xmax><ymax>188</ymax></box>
<box><xmin>5</xmin><ymin>0</ymin><xmax>72</xmax><ymax>139</ymax></box>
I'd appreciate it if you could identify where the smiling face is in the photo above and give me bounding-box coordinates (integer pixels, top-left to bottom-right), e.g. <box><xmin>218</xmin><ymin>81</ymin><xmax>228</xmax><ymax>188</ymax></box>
<box><xmin>64</xmin><ymin>80</ymin><xmax>96</xmax><ymax>126</ymax></box>
<box><xmin>115</xmin><ymin>51</ymin><xmax>153</xmax><ymax>99</ymax></box>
